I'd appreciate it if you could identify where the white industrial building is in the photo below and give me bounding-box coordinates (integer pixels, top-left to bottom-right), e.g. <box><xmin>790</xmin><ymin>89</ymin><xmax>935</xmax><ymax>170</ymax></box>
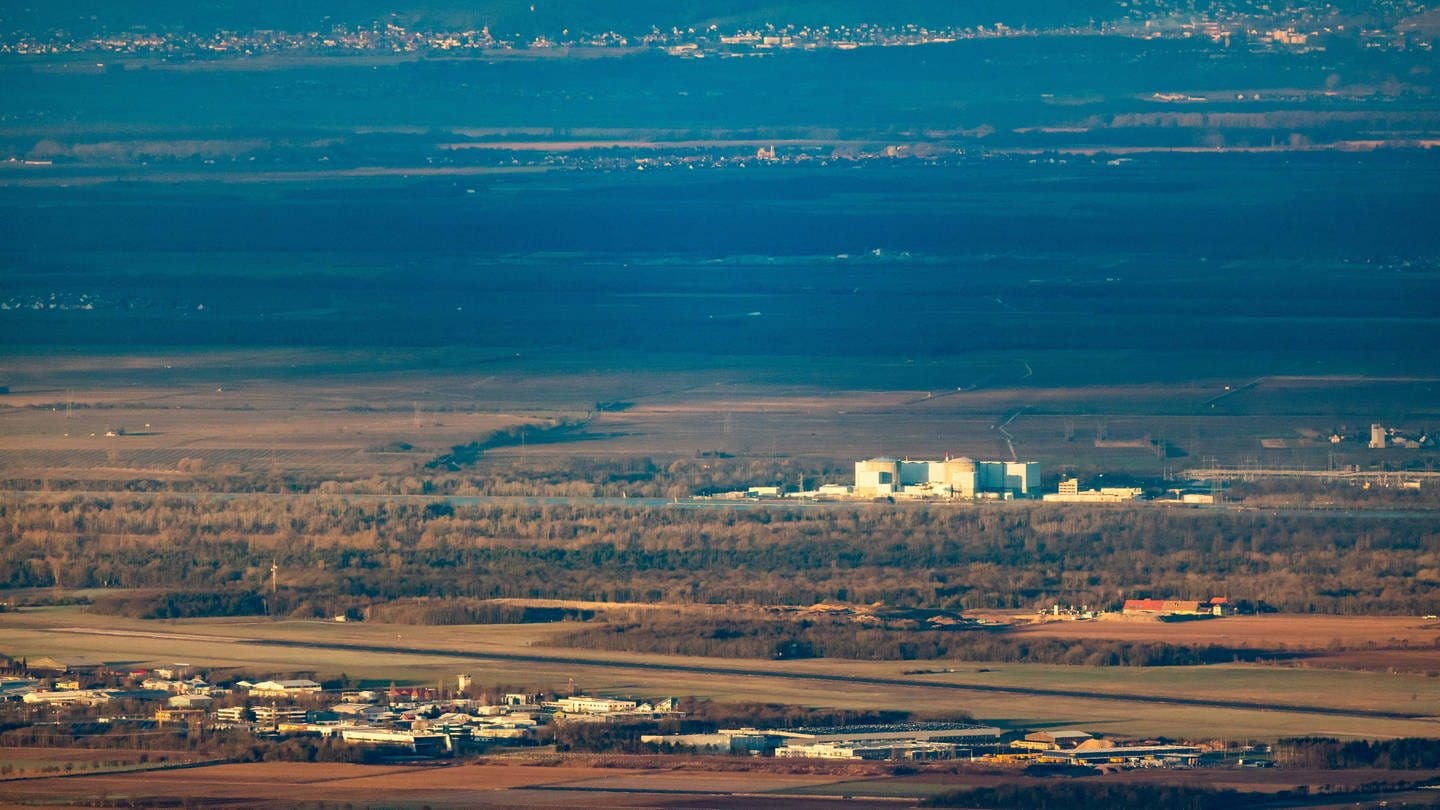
<box><xmin>1043</xmin><ymin>479</ymin><xmax>1144</xmax><ymax>503</ymax></box>
<box><xmin>776</xmin><ymin>739</ymin><xmax>965</xmax><ymax>761</ymax></box>
<box><xmin>252</xmin><ymin>705</ymin><xmax>308</xmax><ymax>726</ymax></box>
<box><xmin>854</xmin><ymin>457</ymin><xmax>1039</xmax><ymax>499</ymax></box>
<box><xmin>644</xmin><ymin>722</ymin><xmax>1002</xmax><ymax>761</ymax></box>
<box><xmin>339</xmin><ymin>728</ymin><xmax>451</xmax><ymax>754</ymax></box>
<box><xmin>774</xmin><ymin>723</ymin><xmax>1001</xmax><ymax>761</ymax></box>
<box><xmin>549</xmin><ymin>696</ymin><xmax>638</xmax><ymax>714</ymax></box>
<box><xmin>248</xmin><ymin>679</ymin><xmax>322</xmax><ymax>698</ymax></box>
<box><xmin>21</xmin><ymin>689</ymin><xmax>113</xmax><ymax>706</ymax></box>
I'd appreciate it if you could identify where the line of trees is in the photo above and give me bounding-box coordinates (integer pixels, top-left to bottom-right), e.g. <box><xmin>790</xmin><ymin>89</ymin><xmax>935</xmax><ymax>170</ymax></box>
<box><xmin>546</xmin><ymin>616</ymin><xmax>1279</xmax><ymax>665</ymax></box>
<box><xmin>1</xmin><ymin>455</ymin><xmax>853</xmax><ymax>501</ymax></box>
<box><xmin>922</xmin><ymin>783</ymin><xmax>1307</xmax><ymax>810</ymax></box>
<box><xmin>1273</xmin><ymin>737</ymin><xmax>1440</xmax><ymax>769</ymax></box>
<box><xmin>88</xmin><ymin>590</ymin><xmax>267</xmax><ymax>620</ymax></box>
<box><xmin>2</xmin><ymin>493</ymin><xmax>1437</xmax><ymax>615</ymax></box>
<box><xmin>425</xmin><ymin>421</ymin><xmax>590</xmax><ymax>471</ymax></box>
<box><xmin>361</xmin><ymin>597</ymin><xmax>594</xmax><ymax>625</ymax></box>
<box><xmin>0</xmin><ymin>714</ymin><xmax>368</xmax><ymax>764</ymax></box>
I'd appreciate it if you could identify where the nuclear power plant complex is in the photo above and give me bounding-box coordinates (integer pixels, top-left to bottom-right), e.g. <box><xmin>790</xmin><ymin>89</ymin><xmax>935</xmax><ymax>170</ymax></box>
<box><xmin>853</xmin><ymin>457</ymin><xmax>1040</xmax><ymax>500</ymax></box>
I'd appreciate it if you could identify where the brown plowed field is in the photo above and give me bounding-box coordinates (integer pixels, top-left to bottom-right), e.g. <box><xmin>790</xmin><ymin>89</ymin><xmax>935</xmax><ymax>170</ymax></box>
<box><xmin>4</xmin><ymin>759</ymin><xmax>1438</xmax><ymax>809</ymax></box>
<box><xmin>0</xmin><ymin>760</ymin><xmax>886</xmax><ymax>809</ymax></box>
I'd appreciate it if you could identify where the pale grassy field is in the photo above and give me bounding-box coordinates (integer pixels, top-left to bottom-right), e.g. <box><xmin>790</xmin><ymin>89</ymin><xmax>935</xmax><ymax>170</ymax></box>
<box><xmin>5</xmin><ymin>348</ymin><xmax>1422</xmax><ymax>475</ymax></box>
<box><xmin>996</xmin><ymin>613</ymin><xmax>1440</xmax><ymax>649</ymax></box>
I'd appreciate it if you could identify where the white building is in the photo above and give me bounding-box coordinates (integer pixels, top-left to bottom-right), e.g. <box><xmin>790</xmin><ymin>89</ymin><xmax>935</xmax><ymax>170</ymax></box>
<box><xmin>977</xmin><ymin>461</ymin><xmax>1040</xmax><ymax>497</ymax></box>
<box><xmin>1040</xmin><ymin>744</ymin><xmax>1201</xmax><ymax>767</ymax></box>
<box><xmin>1043</xmin><ymin>480</ymin><xmax>1144</xmax><ymax>503</ymax></box>
<box><xmin>214</xmin><ymin>705</ymin><xmax>251</xmax><ymax>724</ymax></box>
<box><xmin>551</xmin><ymin>696</ymin><xmax>638</xmax><ymax>714</ymax></box>
<box><xmin>329</xmin><ymin>703</ymin><xmax>393</xmax><ymax>724</ymax></box>
<box><xmin>340</xmin><ymin>728</ymin><xmax>450</xmax><ymax>754</ymax></box>
<box><xmin>645</xmin><ymin>723</ymin><xmax>1000</xmax><ymax>760</ymax></box>
<box><xmin>854</xmin><ymin>457</ymin><xmax>1038</xmax><ymax>499</ymax></box>
<box><xmin>252</xmin><ymin>705</ymin><xmax>308</xmax><ymax>726</ymax></box>
<box><xmin>249</xmin><ymin>679</ymin><xmax>322</xmax><ymax>698</ymax></box>
<box><xmin>776</xmin><ymin>739</ymin><xmax>963</xmax><ymax>761</ymax></box>
<box><xmin>22</xmin><ymin>689</ymin><xmax>112</xmax><ymax>706</ymax></box>
<box><xmin>470</xmin><ymin>712</ymin><xmax>540</xmax><ymax>740</ymax></box>
<box><xmin>777</xmin><ymin>723</ymin><xmax>1001</xmax><ymax>760</ymax></box>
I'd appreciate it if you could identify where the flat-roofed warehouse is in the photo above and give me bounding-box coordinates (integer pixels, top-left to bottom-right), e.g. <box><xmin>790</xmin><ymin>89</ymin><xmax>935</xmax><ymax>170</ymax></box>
<box><xmin>644</xmin><ymin>722</ymin><xmax>1002</xmax><ymax>760</ymax></box>
<box><xmin>774</xmin><ymin>722</ymin><xmax>1003</xmax><ymax>761</ymax></box>
<box><xmin>777</xmin><ymin>722</ymin><xmax>1003</xmax><ymax>745</ymax></box>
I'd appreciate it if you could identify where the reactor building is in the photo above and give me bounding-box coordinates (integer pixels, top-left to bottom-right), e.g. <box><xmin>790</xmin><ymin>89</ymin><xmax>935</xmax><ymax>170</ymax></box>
<box><xmin>853</xmin><ymin>457</ymin><xmax>1040</xmax><ymax>500</ymax></box>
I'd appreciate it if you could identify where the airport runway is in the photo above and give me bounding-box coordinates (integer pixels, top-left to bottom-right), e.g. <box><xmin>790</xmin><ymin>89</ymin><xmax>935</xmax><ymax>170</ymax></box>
<box><xmin>44</xmin><ymin>626</ymin><xmax>1433</xmax><ymax>722</ymax></box>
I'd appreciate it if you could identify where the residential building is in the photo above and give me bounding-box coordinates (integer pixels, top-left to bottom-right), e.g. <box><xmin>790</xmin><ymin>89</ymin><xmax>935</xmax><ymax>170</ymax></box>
<box><xmin>214</xmin><ymin>705</ymin><xmax>251</xmax><ymax>724</ymax></box>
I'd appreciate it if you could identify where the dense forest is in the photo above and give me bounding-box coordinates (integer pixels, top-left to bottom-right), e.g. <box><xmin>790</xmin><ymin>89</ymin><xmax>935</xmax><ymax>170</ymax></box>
<box><xmin>1</xmin><ymin>456</ymin><xmax>852</xmax><ymax>500</ymax></box>
<box><xmin>1272</xmin><ymin>737</ymin><xmax>1440</xmax><ymax>770</ymax></box>
<box><xmin>2</xmin><ymin>491</ymin><xmax>1436</xmax><ymax>617</ymax></box>
<box><xmin>362</xmin><ymin>597</ymin><xmax>594</xmax><ymax>625</ymax></box>
<box><xmin>5</xmin><ymin>456</ymin><xmax>1438</xmax><ymax>508</ymax></box>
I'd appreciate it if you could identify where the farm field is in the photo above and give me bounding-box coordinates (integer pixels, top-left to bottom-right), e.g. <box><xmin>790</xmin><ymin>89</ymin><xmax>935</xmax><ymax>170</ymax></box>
<box><xmin>3</xmin><ymin>152</ymin><xmax>1438</xmax><ymax>482</ymax></box>
<box><xmin>0</xmin><ymin>747</ymin><xmax>204</xmax><ymax>779</ymax></box>
<box><xmin>3</xmin><ymin>348</ymin><xmax>1438</xmax><ymax>480</ymax></box>
<box><xmin>3</xmin><ymin>757</ymin><xmax>1438</xmax><ymax>809</ymax></box>
<box><xmin>0</xmin><ymin>760</ymin><xmax>895</xmax><ymax>809</ymax></box>
<box><xmin>794</xmin><ymin>765</ymin><xmax>1440</xmax><ymax>797</ymax></box>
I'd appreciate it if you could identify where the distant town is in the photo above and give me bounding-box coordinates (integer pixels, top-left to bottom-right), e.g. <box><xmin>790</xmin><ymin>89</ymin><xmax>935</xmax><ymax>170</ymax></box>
<box><xmin>1</xmin><ymin>0</ymin><xmax>1434</xmax><ymax>61</ymax></box>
